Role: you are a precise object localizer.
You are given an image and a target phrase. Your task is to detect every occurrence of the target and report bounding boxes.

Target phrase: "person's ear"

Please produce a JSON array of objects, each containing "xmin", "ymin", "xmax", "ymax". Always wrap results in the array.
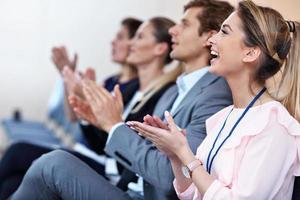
[
  {"xmin": 242, "ymin": 46, "xmax": 261, "ymax": 63},
  {"xmin": 154, "ymin": 42, "xmax": 168, "ymax": 56}
]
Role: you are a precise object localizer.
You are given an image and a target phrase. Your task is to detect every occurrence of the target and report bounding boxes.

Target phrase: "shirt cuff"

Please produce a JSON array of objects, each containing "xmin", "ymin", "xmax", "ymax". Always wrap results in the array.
[
  {"xmin": 173, "ymin": 179, "xmax": 195, "ymax": 199},
  {"xmin": 106, "ymin": 122, "xmax": 125, "ymax": 145},
  {"xmin": 79, "ymin": 120, "xmax": 90, "ymax": 126}
]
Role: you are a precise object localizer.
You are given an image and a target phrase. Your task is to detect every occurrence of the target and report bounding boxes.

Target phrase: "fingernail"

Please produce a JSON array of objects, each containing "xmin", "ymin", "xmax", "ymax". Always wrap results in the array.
[
  {"xmin": 176, "ymin": 126, "xmax": 182, "ymax": 132},
  {"xmin": 164, "ymin": 111, "xmax": 170, "ymax": 117},
  {"xmin": 126, "ymin": 122, "xmax": 133, "ymax": 126}
]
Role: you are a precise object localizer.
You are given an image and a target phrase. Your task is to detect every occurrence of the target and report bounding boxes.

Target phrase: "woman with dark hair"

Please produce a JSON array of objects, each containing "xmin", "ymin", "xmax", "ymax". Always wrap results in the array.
[
  {"xmin": 128, "ymin": 0, "xmax": 300, "ymax": 199},
  {"xmin": 103, "ymin": 17, "xmax": 143, "ymax": 92},
  {"xmin": 71, "ymin": 16, "xmax": 182, "ymax": 193}
]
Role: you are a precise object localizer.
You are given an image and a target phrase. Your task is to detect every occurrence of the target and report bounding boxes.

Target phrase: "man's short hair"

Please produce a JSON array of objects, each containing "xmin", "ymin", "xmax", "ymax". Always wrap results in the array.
[{"xmin": 184, "ymin": 0, "xmax": 234, "ymax": 35}]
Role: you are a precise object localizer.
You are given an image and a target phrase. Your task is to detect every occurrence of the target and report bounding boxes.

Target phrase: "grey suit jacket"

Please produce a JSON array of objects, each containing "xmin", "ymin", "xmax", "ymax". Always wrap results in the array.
[{"xmin": 105, "ymin": 72, "xmax": 232, "ymax": 200}]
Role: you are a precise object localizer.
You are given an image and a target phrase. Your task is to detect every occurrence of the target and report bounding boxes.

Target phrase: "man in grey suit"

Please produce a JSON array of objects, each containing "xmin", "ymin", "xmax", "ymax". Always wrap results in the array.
[{"xmin": 11, "ymin": 1, "xmax": 234, "ymax": 199}]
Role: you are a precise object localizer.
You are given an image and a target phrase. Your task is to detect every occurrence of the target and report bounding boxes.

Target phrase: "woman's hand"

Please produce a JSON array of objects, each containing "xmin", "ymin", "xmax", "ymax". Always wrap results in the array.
[
  {"xmin": 62, "ymin": 67, "xmax": 84, "ymax": 98},
  {"xmin": 68, "ymin": 95, "xmax": 97, "ymax": 125},
  {"xmin": 51, "ymin": 46, "xmax": 77, "ymax": 73},
  {"xmin": 81, "ymin": 80, "xmax": 124, "ymax": 132},
  {"xmin": 127, "ymin": 111, "xmax": 189, "ymax": 159},
  {"xmin": 63, "ymin": 67, "xmax": 96, "ymax": 99},
  {"xmin": 143, "ymin": 114, "xmax": 169, "ymax": 130}
]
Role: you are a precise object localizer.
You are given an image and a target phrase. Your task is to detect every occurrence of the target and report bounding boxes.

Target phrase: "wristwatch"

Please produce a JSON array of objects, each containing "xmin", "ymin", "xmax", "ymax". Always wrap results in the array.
[{"xmin": 182, "ymin": 159, "xmax": 202, "ymax": 179}]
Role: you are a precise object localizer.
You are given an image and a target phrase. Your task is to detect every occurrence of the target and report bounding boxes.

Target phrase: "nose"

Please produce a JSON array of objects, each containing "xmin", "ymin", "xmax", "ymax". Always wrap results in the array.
[
  {"xmin": 207, "ymin": 34, "xmax": 216, "ymax": 47},
  {"xmin": 111, "ymin": 39, "xmax": 116, "ymax": 46},
  {"xmin": 168, "ymin": 24, "xmax": 178, "ymax": 36}
]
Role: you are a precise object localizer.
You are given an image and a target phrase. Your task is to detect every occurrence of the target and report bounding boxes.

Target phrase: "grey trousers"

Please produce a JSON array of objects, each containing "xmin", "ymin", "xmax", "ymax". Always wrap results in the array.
[{"xmin": 11, "ymin": 150, "xmax": 133, "ymax": 200}]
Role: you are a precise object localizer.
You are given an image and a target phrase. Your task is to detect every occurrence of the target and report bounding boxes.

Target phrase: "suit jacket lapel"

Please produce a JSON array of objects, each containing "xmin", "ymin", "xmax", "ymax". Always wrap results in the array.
[
  {"xmin": 171, "ymin": 72, "xmax": 218, "ymax": 118},
  {"xmin": 153, "ymin": 85, "xmax": 178, "ymax": 119}
]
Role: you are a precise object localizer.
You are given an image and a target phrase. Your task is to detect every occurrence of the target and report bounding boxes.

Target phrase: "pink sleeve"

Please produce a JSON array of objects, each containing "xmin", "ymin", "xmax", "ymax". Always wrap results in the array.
[
  {"xmin": 173, "ymin": 179, "xmax": 198, "ymax": 200},
  {"xmin": 202, "ymin": 121, "xmax": 297, "ymax": 199}
]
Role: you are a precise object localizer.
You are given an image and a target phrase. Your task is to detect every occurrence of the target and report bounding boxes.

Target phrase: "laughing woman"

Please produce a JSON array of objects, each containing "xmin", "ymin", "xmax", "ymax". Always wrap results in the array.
[{"xmin": 129, "ymin": 1, "xmax": 300, "ymax": 199}]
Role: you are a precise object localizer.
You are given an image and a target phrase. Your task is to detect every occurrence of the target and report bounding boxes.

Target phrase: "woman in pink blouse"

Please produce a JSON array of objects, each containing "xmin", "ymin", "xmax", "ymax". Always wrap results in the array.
[{"xmin": 128, "ymin": 0, "xmax": 300, "ymax": 199}]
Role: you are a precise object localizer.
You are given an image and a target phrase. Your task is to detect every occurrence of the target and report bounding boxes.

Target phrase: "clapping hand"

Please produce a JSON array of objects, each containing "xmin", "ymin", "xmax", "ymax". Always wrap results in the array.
[
  {"xmin": 77, "ymin": 80, "xmax": 124, "ymax": 132},
  {"xmin": 63, "ymin": 67, "xmax": 96, "ymax": 98},
  {"xmin": 51, "ymin": 46, "xmax": 77, "ymax": 73},
  {"xmin": 127, "ymin": 111, "xmax": 188, "ymax": 159},
  {"xmin": 68, "ymin": 94, "xmax": 98, "ymax": 126},
  {"xmin": 143, "ymin": 114, "xmax": 169, "ymax": 129}
]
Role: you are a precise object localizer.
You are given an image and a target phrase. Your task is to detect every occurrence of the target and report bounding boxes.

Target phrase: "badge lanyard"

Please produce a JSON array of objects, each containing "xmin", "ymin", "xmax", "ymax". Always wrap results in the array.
[{"xmin": 206, "ymin": 87, "xmax": 267, "ymax": 174}]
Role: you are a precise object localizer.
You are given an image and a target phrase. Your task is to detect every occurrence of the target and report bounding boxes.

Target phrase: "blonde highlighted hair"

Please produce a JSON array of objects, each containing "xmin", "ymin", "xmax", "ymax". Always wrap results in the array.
[{"xmin": 238, "ymin": 0, "xmax": 300, "ymax": 121}]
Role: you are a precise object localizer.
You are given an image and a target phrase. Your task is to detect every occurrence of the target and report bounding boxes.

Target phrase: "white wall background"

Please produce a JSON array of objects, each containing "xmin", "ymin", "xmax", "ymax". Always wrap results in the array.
[
  {"xmin": 0, "ymin": 0, "xmax": 299, "ymax": 121},
  {"xmin": 0, "ymin": 0, "xmax": 189, "ymax": 121}
]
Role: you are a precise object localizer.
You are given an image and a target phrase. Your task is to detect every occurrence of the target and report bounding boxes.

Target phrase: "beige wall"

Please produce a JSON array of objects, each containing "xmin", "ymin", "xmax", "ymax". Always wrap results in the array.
[
  {"xmin": 0, "ymin": 0, "xmax": 188, "ymax": 121},
  {"xmin": 0, "ymin": 0, "xmax": 299, "ymax": 121},
  {"xmin": 228, "ymin": 0, "xmax": 300, "ymax": 20}
]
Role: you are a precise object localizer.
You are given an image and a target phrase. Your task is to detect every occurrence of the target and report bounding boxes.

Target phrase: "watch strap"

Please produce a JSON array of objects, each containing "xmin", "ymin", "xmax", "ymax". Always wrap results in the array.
[{"xmin": 187, "ymin": 159, "xmax": 202, "ymax": 177}]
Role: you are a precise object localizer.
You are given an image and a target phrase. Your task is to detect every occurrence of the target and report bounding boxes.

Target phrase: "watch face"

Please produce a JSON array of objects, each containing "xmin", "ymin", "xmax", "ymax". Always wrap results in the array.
[{"xmin": 182, "ymin": 166, "xmax": 191, "ymax": 178}]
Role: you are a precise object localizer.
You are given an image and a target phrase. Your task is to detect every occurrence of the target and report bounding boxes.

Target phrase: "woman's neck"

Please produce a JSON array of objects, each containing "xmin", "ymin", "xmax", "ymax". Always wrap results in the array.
[
  {"xmin": 119, "ymin": 64, "xmax": 137, "ymax": 83},
  {"xmin": 226, "ymin": 73, "xmax": 273, "ymax": 108},
  {"xmin": 137, "ymin": 60, "xmax": 164, "ymax": 91}
]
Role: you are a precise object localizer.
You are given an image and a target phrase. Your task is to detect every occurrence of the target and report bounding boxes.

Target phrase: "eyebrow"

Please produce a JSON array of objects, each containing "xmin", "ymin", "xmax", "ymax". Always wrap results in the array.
[{"xmin": 223, "ymin": 24, "xmax": 233, "ymax": 32}]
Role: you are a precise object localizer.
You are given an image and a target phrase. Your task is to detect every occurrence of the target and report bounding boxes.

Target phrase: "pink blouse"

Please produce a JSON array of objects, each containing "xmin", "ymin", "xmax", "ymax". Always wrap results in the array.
[{"xmin": 174, "ymin": 101, "xmax": 300, "ymax": 200}]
